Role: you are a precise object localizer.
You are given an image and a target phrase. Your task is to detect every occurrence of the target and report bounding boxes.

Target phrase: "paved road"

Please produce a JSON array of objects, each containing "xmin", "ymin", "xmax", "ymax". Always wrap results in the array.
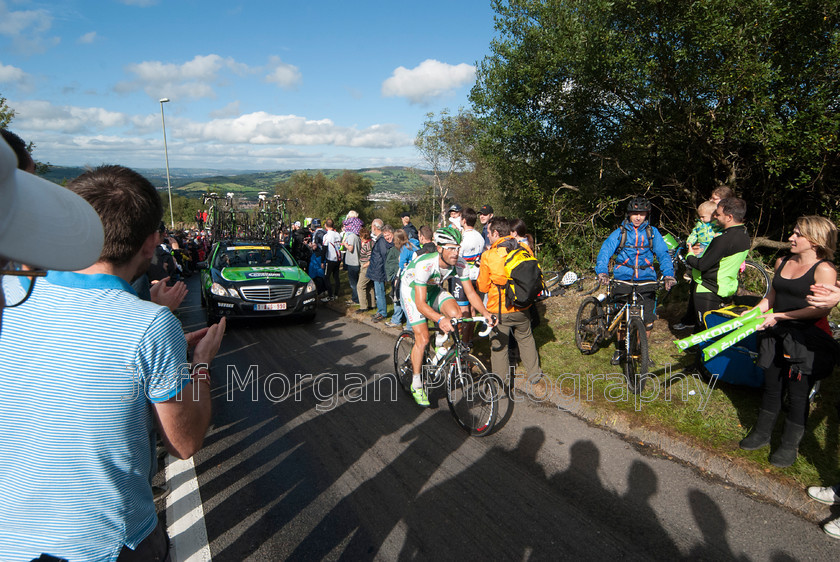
[{"xmin": 170, "ymin": 280, "xmax": 838, "ymax": 560}]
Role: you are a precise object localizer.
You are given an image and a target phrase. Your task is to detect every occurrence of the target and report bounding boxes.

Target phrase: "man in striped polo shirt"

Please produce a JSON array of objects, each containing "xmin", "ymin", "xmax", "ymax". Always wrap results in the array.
[{"xmin": 0, "ymin": 165, "xmax": 226, "ymax": 561}]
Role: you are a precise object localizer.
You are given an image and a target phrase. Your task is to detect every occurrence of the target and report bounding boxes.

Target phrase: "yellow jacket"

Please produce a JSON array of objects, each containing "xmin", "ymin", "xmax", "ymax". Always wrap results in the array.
[{"xmin": 477, "ymin": 235, "xmax": 533, "ymax": 315}]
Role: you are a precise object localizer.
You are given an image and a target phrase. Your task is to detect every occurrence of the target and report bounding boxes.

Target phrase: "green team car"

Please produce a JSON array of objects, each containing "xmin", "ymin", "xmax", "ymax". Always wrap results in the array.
[{"xmin": 199, "ymin": 241, "xmax": 317, "ymax": 325}]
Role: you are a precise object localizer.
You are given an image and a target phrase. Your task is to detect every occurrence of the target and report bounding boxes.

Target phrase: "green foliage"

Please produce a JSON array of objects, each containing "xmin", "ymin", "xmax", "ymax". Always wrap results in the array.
[
  {"xmin": 471, "ymin": 0, "xmax": 840, "ymax": 254},
  {"xmin": 161, "ymin": 193, "xmax": 204, "ymax": 228},
  {"xmin": 274, "ymin": 170, "xmax": 374, "ymax": 224},
  {"xmin": 0, "ymin": 94, "xmax": 14, "ymax": 129}
]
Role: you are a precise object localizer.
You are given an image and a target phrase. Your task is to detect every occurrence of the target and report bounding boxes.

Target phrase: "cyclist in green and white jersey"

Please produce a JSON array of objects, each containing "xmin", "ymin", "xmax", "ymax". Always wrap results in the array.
[{"xmin": 400, "ymin": 226, "xmax": 495, "ymax": 406}]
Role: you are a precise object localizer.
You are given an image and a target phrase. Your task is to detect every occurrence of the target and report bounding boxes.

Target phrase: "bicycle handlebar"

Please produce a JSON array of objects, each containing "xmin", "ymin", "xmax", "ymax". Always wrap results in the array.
[{"xmin": 448, "ymin": 315, "xmax": 497, "ymax": 337}]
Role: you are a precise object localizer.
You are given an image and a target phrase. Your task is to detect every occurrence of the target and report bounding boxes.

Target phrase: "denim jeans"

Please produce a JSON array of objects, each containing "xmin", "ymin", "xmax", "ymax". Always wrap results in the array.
[
  {"xmin": 346, "ymin": 265, "xmax": 360, "ymax": 303},
  {"xmin": 374, "ymin": 281, "xmax": 387, "ymax": 317}
]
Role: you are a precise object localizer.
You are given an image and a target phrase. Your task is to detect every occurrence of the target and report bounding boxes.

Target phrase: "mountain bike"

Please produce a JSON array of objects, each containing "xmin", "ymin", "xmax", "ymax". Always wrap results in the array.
[
  {"xmin": 393, "ymin": 316, "xmax": 501, "ymax": 436},
  {"xmin": 541, "ymin": 267, "xmax": 601, "ymax": 298},
  {"xmin": 575, "ymin": 278, "xmax": 664, "ymax": 394}
]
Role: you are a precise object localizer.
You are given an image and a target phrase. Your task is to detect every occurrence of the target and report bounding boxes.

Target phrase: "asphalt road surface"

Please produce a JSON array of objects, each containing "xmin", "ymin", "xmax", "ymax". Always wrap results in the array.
[{"xmin": 169, "ymin": 278, "xmax": 838, "ymax": 560}]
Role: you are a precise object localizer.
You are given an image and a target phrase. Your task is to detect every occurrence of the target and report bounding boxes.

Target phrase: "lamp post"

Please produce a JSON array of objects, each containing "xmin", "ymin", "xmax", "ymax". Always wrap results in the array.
[{"xmin": 159, "ymin": 97, "xmax": 174, "ymax": 229}]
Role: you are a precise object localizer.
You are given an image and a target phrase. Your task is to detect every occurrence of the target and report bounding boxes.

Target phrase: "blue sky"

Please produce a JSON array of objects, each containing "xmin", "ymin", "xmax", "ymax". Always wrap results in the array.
[{"xmin": 0, "ymin": 0, "xmax": 496, "ymax": 171}]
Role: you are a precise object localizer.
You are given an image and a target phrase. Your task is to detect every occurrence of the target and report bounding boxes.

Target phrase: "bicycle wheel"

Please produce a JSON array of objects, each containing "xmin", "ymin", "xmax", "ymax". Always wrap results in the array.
[
  {"xmin": 576, "ymin": 269, "xmax": 601, "ymax": 296},
  {"xmin": 735, "ymin": 260, "xmax": 770, "ymax": 306},
  {"xmin": 393, "ymin": 331, "xmax": 415, "ymax": 394},
  {"xmin": 542, "ymin": 270, "xmax": 563, "ymax": 292},
  {"xmin": 445, "ymin": 354, "xmax": 499, "ymax": 436},
  {"xmin": 624, "ymin": 317, "xmax": 649, "ymax": 394},
  {"xmin": 575, "ymin": 296, "xmax": 605, "ymax": 354}
]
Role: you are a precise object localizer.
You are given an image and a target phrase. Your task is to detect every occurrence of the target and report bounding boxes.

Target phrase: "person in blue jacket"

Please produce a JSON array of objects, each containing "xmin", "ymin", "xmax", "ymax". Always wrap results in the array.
[{"xmin": 596, "ymin": 197, "xmax": 676, "ymax": 364}]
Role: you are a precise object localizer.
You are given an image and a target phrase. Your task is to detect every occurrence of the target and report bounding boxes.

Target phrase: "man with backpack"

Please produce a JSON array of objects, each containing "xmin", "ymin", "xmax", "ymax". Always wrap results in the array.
[
  {"xmin": 595, "ymin": 197, "xmax": 676, "ymax": 364},
  {"xmin": 477, "ymin": 216, "xmax": 544, "ymax": 382}
]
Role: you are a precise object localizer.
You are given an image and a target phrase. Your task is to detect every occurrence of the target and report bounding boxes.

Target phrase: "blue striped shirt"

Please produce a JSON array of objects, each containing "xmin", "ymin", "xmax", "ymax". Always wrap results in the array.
[{"xmin": 0, "ymin": 271, "xmax": 189, "ymax": 562}]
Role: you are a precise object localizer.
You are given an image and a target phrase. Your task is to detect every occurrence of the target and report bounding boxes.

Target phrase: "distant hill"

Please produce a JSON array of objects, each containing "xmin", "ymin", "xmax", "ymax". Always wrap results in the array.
[{"xmin": 39, "ymin": 165, "xmax": 432, "ymax": 198}]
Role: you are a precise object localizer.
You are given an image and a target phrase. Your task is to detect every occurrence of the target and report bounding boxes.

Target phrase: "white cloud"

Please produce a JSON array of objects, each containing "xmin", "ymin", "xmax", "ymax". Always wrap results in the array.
[
  {"xmin": 264, "ymin": 56, "xmax": 301, "ymax": 90},
  {"xmin": 77, "ymin": 31, "xmax": 97, "ymax": 44},
  {"xmin": 209, "ymin": 101, "xmax": 241, "ymax": 119},
  {"xmin": 180, "ymin": 112, "xmax": 411, "ymax": 149},
  {"xmin": 382, "ymin": 59, "xmax": 476, "ymax": 105},
  {"xmin": 0, "ymin": 61, "xmax": 33, "ymax": 90},
  {"xmin": 0, "ymin": 0, "xmax": 59, "ymax": 54},
  {"xmin": 115, "ymin": 54, "xmax": 274, "ymax": 100},
  {"xmin": 8, "ymin": 100, "xmax": 412, "ymax": 151},
  {"xmin": 11, "ymin": 100, "xmax": 128, "ymax": 133}
]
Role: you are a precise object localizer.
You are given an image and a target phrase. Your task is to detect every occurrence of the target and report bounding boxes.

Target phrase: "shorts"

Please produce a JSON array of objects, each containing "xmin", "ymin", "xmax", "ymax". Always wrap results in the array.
[
  {"xmin": 451, "ymin": 278, "xmax": 474, "ymax": 306},
  {"xmin": 401, "ymin": 283, "xmax": 456, "ymax": 326},
  {"xmin": 609, "ymin": 285, "xmax": 657, "ymax": 328}
]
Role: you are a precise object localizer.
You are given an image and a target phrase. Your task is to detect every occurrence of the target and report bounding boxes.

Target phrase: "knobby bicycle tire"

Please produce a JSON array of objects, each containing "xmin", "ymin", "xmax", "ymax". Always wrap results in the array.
[
  {"xmin": 444, "ymin": 353, "xmax": 499, "ymax": 436},
  {"xmin": 736, "ymin": 260, "xmax": 771, "ymax": 304},
  {"xmin": 575, "ymin": 296, "xmax": 605, "ymax": 355},
  {"xmin": 576, "ymin": 272, "xmax": 601, "ymax": 296},
  {"xmin": 624, "ymin": 316, "xmax": 649, "ymax": 395}
]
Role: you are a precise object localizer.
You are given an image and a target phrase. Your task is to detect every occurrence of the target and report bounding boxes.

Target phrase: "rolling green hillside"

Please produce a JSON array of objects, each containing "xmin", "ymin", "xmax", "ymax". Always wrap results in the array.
[{"xmin": 39, "ymin": 165, "xmax": 431, "ymax": 198}]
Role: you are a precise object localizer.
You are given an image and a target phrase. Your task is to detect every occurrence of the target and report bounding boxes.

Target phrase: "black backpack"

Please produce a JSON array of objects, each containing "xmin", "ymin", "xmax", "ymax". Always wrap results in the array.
[{"xmin": 495, "ymin": 240, "xmax": 545, "ymax": 311}]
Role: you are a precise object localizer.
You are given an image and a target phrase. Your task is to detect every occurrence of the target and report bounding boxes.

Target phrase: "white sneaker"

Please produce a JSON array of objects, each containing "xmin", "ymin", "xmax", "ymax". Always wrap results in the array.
[
  {"xmin": 808, "ymin": 485, "xmax": 840, "ymax": 505},
  {"xmin": 823, "ymin": 518, "xmax": 840, "ymax": 540}
]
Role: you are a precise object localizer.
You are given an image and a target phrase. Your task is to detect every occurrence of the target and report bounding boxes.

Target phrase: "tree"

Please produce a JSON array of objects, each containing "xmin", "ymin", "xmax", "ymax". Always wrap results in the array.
[
  {"xmin": 274, "ymin": 171, "xmax": 373, "ymax": 224},
  {"xmin": 0, "ymin": 94, "xmax": 14, "ymax": 129},
  {"xmin": 470, "ymin": 0, "xmax": 840, "ymax": 257},
  {"xmin": 415, "ymin": 109, "xmax": 477, "ymax": 226},
  {"xmin": 415, "ymin": 109, "xmax": 504, "ymax": 228}
]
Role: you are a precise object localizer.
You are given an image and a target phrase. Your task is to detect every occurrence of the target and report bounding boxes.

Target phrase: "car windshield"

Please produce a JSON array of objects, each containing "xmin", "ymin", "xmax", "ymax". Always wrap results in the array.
[{"xmin": 215, "ymin": 245, "xmax": 296, "ymax": 268}]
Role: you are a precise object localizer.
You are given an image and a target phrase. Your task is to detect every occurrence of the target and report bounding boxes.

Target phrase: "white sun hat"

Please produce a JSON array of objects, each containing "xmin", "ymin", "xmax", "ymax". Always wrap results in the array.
[{"xmin": 0, "ymin": 137, "xmax": 104, "ymax": 270}]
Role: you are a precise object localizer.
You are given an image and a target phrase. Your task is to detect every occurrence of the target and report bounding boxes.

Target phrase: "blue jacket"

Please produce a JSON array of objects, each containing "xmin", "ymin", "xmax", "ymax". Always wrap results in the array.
[
  {"xmin": 596, "ymin": 219, "xmax": 675, "ymax": 281},
  {"xmin": 308, "ymin": 253, "xmax": 325, "ymax": 279}
]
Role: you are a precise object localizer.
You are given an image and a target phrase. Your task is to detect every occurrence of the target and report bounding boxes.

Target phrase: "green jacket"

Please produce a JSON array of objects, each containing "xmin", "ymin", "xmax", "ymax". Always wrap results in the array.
[{"xmin": 685, "ymin": 224, "xmax": 750, "ymax": 297}]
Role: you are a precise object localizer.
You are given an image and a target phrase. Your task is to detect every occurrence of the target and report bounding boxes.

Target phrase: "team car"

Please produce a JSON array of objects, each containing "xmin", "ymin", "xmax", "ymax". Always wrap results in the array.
[{"xmin": 199, "ymin": 241, "xmax": 317, "ymax": 324}]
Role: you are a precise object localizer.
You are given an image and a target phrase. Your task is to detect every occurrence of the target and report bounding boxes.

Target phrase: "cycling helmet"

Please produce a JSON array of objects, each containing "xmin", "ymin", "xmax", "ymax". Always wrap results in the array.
[
  {"xmin": 627, "ymin": 197, "xmax": 652, "ymax": 213},
  {"xmin": 433, "ymin": 226, "xmax": 462, "ymax": 246},
  {"xmin": 311, "ymin": 218, "xmax": 321, "ymax": 228}
]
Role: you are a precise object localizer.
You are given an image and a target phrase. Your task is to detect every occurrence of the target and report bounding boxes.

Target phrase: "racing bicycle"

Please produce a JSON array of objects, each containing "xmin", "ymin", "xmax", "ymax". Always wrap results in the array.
[
  {"xmin": 393, "ymin": 316, "xmax": 502, "ymax": 436},
  {"xmin": 575, "ymin": 278, "xmax": 665, "ymax": 394}
]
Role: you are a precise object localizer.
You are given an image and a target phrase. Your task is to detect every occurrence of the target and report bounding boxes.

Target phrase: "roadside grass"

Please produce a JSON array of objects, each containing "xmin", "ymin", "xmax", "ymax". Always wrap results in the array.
[
  {"xmin": 532, "ymin": 291, "xmax": 840, "ymax": 489},
  {"xmin": 333, "ymin": 269, "xmax": 840, "ymax": 489}
]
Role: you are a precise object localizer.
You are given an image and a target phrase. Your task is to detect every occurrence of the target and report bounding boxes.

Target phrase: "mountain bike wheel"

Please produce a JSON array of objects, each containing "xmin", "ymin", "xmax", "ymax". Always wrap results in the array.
[
  {"xmin": 393, "ymin": 331, "xmax": 416, "ymax": 394},
  {"xmin": 736, "ymin": 260, "xmax": 770, "ymax": 305},
  {"xmin": 576, "ymin": 269, "xmax": 601, "ymax": 296},
  {"xmin": 445, "ymin": 354, "xmax": 499, "ymax": 437},
  {"xmin": 542, "ymin": 270, "xmax": 563, "ymax": 293},
  {"xmin": 575, "ymin": 296, "xmax": 605, "ymax": 354},
  {"xmin": 624, "ymin": 317, "xmax": 649, "ymax": 394}
]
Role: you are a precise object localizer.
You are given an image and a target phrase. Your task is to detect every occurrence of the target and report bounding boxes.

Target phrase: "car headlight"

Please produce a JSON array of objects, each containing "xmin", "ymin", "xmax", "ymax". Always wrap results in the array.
[
  {"xmin": 305, "ymin": 280, "xmax": 316, "ymax": 294},
  {"xmin": 211, "ymin": 283, "xmax": 239, "ymax": 298}
]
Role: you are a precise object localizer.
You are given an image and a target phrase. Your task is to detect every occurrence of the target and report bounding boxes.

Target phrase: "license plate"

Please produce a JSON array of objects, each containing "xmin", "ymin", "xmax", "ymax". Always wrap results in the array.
[{"xmin": 254, "ymin": 303, "xmax": 286, "ymax": 311}]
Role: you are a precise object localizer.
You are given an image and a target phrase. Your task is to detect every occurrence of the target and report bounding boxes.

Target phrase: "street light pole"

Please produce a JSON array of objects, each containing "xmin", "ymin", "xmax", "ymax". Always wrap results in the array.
[{"xmin": 159, "ymin": 97, "xmax": 174, "ymax": 229}]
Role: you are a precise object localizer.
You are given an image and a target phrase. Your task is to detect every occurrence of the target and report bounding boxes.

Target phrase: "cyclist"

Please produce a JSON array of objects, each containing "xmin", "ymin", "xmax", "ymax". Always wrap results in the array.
[
  {"xmin": 400, "ymin": 226, "xmax": 496, "ymax": 406},
  {"xmin": 595, "ymin": 197, "xmax": 676, "ymax": 364}
]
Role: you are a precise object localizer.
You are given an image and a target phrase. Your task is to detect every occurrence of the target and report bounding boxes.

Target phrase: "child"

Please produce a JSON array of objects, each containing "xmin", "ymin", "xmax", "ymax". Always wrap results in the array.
[
  {"xmin": 673, "ymin": 200, "xmax": 724, "ymax": 331},
  {"xmin": 685, "ymin": 200, "xmax": 721, "ymax": 257}
]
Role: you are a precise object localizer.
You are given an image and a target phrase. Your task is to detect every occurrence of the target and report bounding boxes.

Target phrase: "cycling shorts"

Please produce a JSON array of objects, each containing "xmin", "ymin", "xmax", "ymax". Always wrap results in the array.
[{"xmin": 401, "ymin": 283, "xmax": 455, "ymax": 326}]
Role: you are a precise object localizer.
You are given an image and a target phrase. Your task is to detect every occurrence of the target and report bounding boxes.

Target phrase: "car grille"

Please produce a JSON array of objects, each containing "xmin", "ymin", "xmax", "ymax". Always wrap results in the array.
[{"xmin": 240, "ymin": 285, "xmax": 295, "ymax": 302}]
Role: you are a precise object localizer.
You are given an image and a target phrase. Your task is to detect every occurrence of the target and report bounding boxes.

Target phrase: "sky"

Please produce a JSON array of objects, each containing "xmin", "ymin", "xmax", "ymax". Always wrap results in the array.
[{"xmin": 0, "ymin": 0, "xmax": 497, "ymax": 171}]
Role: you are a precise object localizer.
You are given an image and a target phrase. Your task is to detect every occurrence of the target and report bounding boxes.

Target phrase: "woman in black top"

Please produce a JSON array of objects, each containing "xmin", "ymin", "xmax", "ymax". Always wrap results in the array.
[{"xmin": 739, "ymin": 216, "xmax": 839, "ymax": 467}]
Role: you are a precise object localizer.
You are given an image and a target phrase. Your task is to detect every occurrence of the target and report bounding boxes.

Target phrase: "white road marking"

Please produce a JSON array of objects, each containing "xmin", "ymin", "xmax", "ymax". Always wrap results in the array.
[{"xmin": 165, "ymin": 455, "xmax": 212, "ymax": 561}]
